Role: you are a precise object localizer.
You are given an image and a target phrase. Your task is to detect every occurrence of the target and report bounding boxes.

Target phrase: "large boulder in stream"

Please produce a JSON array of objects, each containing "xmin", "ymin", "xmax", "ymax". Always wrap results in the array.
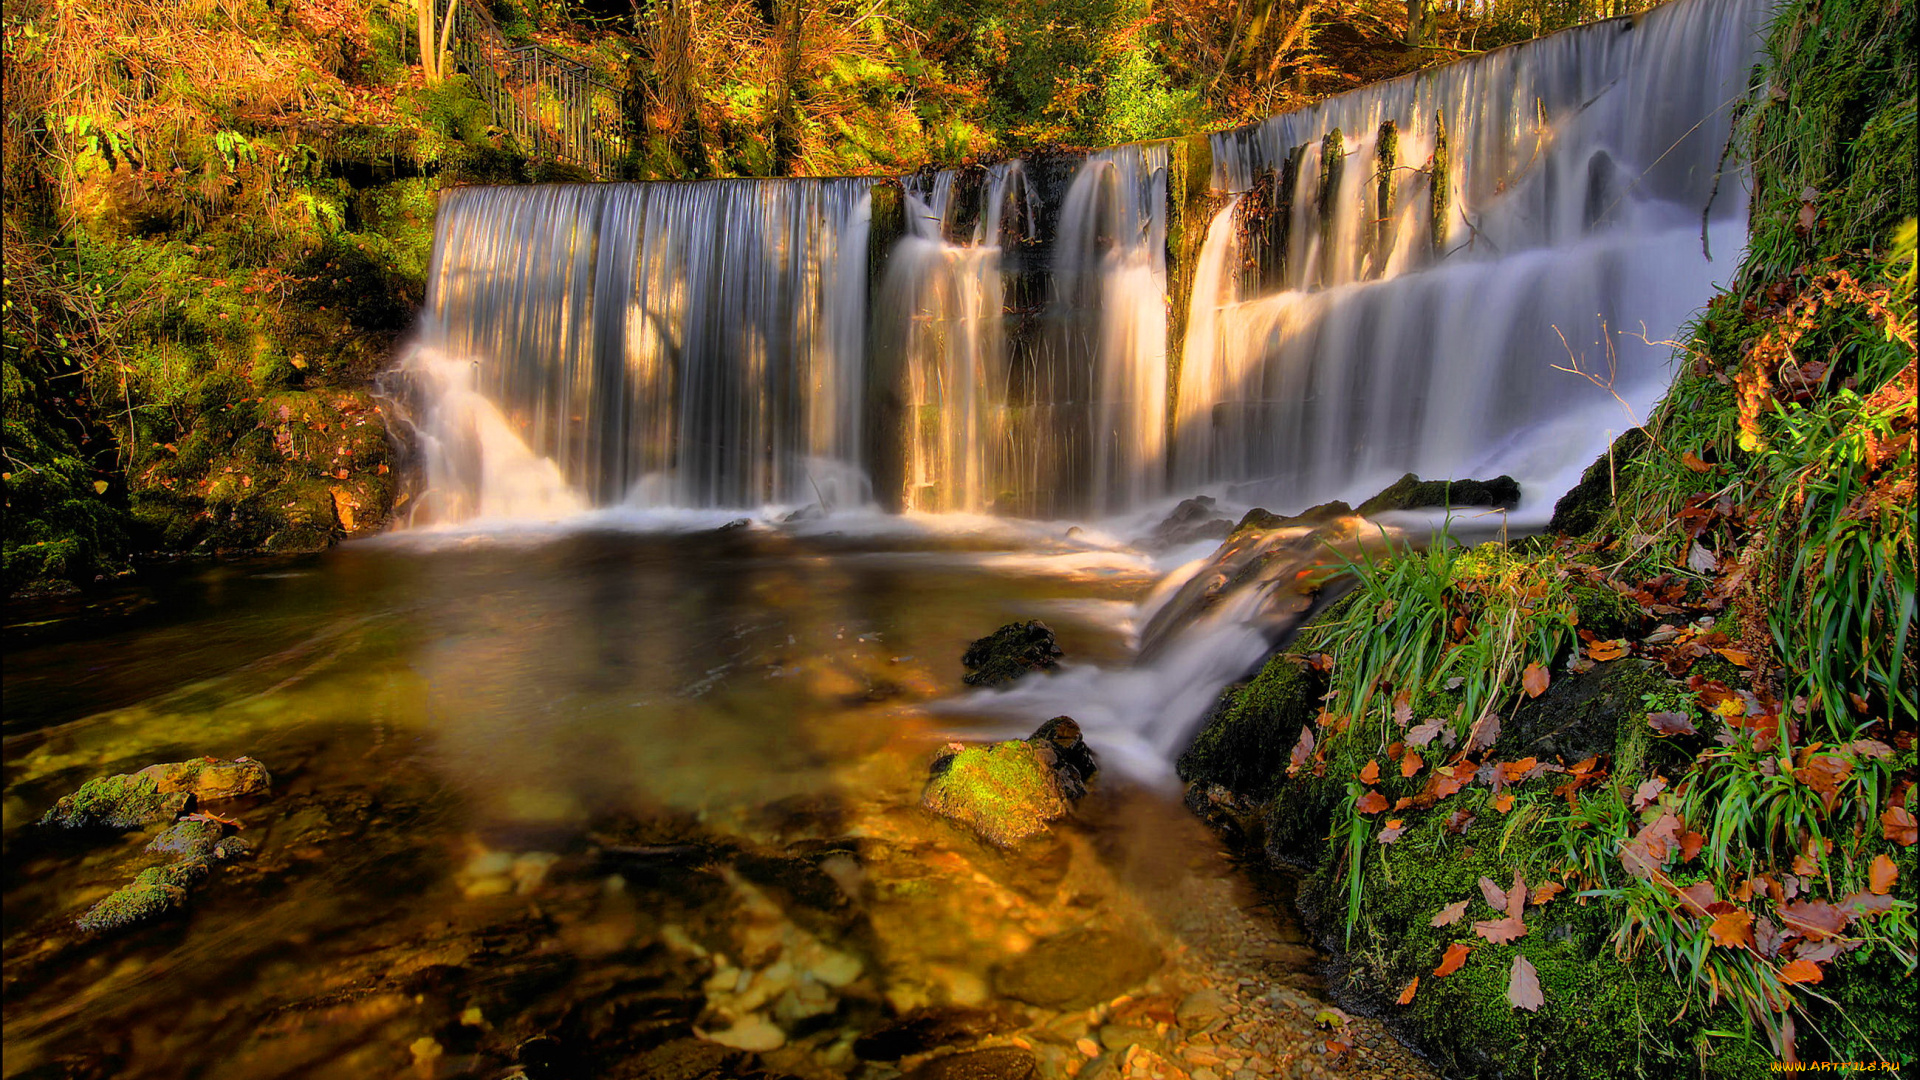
[
  {"xmin": 39, "ymin": 756, "xmax": 271, "ymax": 830},
  {"xmin": 922, "ymin": 718, "xmax": 1096, "ymax": 847},
  {"xmin": 960, "ymin": 620, "xmax": 1063, "ymax": 687}
]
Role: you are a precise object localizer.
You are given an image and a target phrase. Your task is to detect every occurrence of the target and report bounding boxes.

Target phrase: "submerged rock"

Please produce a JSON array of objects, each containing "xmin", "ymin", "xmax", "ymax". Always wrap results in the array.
[
  {"xmin": 1231, "ymin": 499, "xmax": 1353, "ymax": 536},
  {"xmin": 1030, "ymin": 716, "xmax": 1097, "ymax": 787},
  {"xmin": 989, "ymin": 927, "xmax": 1162, "ymax": 1009},
  {"xmin": 923, "ymin": 741, "xmax": 1069, "ymax": 847},
  {"xmin": 1353, "ymin": 472, "xmax": 1520, "ymax": 515},
  {"xmin": 854, "ymin": 1005, "xmax": 1008, "ymax": 1061},
  {"xmin": 960, "ymin": 621, "xmax": 1063, "ymax": 687},
  {"xmin": 907, "ymin": 1046, "xmax": 1039, "ymax": 1080}
]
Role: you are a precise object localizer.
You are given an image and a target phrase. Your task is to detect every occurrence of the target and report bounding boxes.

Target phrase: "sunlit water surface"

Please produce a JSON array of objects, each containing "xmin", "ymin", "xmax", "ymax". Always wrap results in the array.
[{"xmin": 3, "ymin": 523, "xmax": 1326, "ymax": 1079}]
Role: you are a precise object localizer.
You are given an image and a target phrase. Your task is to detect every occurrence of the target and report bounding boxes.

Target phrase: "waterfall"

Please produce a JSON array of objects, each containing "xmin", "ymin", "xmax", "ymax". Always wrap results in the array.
[
  {"xmin": 402, "ymin": 180, "xmax": 872, "ymax": 520},
  {"xmin": 1176, "ymin": 0, "xmax": 1763, "ymax": 510},
  {"xmin": 400, "ymin": 0, "xmax": 1763, "ymax": 526}
]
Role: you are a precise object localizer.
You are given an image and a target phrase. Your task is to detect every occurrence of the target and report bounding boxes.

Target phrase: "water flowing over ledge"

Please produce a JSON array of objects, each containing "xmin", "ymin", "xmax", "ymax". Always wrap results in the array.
[{"xmin": 392, "ymin": 0, "xmax": 1765, "ymax": 529}]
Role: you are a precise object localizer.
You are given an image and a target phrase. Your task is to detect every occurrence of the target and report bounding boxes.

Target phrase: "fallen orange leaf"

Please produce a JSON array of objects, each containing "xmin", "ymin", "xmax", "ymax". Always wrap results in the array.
[
  {"xmin": 1402, "ymin": 752, "xmax": 1424, "ymax": 778},
  {"xmin": 1869, "ymin": 854, "xmax": 1898, "ymax": 895},
  {"xmin": 1778, "ymin": 958, "xmax": 1823, "ymax": 985},
  {"xmin": 1492, "ymin": 792, "xmax": 1515, "ymax": 813},
  {"xmin": 1397, "ymin": 976, "xmax": 1419, "ymax": 1005},
  {"xmin": 1434, "ymin": 942, "xmax": 1471, "ymax": 977},
  {"xmin": 1708, "ymin": 909, "xmax": 1754, "ymax": 949},
  {"xmin": 1356, "ymin": 789, "xmax": 1389, "ymax": 815},
  {"xmin": 1360, "ymin": 760, "xmax": 1381, "ymax": 784},
  {"xmin": 1521, "ymin": 663, "xmax": 1550, "ymax": 699}
]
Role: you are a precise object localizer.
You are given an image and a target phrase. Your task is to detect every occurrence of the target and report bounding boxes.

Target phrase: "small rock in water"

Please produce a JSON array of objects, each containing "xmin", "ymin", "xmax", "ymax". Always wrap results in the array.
[
  {"xmin": 960, "ymin": 621, "xmax": 1063, "ymax": 687},
  {"xmin": 907, "ymin": 1046, "xmax": 1039, "ymax": 1080},
  {"xmin": 923, "ymin": 741, "xmax": 1069, "ymax": 847},
  {"xmin": 147, "ymin": 818, "xmax": 223, "ymax": 858},
  {"xmin": 39, "ymin": 774, "xmax": 190, "ymax": 831},
  {"xmin": 1147, "ymin": 496, "xmax": 1234, "ymax": 550},
  {"xmin": 210, "ymin": 835, "xmax": 254, "ymax": 861},
  {"xmin": 1177, "ymin": 988, "xmax": 1230, "ymax": 1028},
  {"xmin": 698, "ymin": 1014, "xmax": 786, "ymax": 1052},
  {"xmin": 990, "ymin": 928, "xmax": 1162, "ymax": 1009},
  {"xmin": 854, "ymin": 1005, "xmax": 1008, "ymax": 1061},
  {"xmin": 1030, "ymin": 716, "xmax": 1098, "ymax": 786}
]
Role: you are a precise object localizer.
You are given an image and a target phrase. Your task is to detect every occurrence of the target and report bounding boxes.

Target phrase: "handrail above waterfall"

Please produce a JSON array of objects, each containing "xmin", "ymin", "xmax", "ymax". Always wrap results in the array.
[{"xmin": 433, "ymin": 0, "xmax": 627, "ymax": 178}]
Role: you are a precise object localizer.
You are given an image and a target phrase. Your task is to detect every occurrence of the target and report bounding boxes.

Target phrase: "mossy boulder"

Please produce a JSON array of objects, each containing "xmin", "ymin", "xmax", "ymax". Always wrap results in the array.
[
  {"xmin": 1145, "ymin": 495, "xmax": 1234, "ymax": 549},
  {"xmin": 923, "ymin": 741, "xmax": 1069, "ymax": 847},
  {"xmin": 960, "ymin": 621, "xmax": 1063, "ymax": 687},
  {"xmin": 75, "ymin": 881, "xmax": 188, "ymax": 933},
  {"xmin": 1548, "ymin": 428, "xmax": 1651, "ymax": 537},
  {"xmin": 1231, "ymin": 499, "xmax": 1353, "ymax": 536},
  {"xmin": 39, "ymin": 774, "xmax": 191, "ymax": 830},
  {"xmin": 1178, "ymin": 654, "xmax": 1325, "ymax": 800},
  {"xmin": 146, "ymin": 817, "xmax": 225, "ymax": 858},
  {"xmin": 1355, "ymin": 473, "xmax": 1521, "ymax": 516}
]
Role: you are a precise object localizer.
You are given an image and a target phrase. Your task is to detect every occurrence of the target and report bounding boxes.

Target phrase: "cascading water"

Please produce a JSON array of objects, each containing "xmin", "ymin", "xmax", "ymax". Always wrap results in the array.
[
  {"xmin": 1175, "ymin": 0, "xmax": 1764, "ymax": 511},
  {"xmin": 400, "ymin": 180, "xmax": 872, "ymax": 521},
  {"xmin": 392, "ymin": 0, "xmax": 1766, "ymax": 772}
]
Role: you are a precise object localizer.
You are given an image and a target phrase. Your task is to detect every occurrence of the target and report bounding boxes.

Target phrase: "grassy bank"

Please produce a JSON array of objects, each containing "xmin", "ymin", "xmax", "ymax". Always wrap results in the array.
[{"xmin": 1178, "ymin": 0, "xmax": 1917, "ymax": 1071}]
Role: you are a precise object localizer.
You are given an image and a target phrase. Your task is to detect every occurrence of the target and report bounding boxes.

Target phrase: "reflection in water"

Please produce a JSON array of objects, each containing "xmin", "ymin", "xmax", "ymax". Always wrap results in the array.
[{"xmin": 3, "ymin": 527, "xmax": 1414, "ymax": 1079}]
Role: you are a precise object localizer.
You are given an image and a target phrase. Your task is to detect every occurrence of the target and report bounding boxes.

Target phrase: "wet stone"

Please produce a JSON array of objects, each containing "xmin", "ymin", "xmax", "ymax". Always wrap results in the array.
[
  {"xmin": 75, "ymin": 881, "xmax": 187, "ymax": 932},
  {"xmin": 960, "ymin": 621, "xmax": 1063, "ymax": 687},
  {"xmin": 39, "ymin": 773, "xmax": 191, "ymax": 831},
  {"xmin": 907, "ymin": 1046, "xmax": 1039, "ymax": 1080},
  {"xmin": 990, "ymin": 927, "xmax": 1162, "ymax": 1009},
  {"xmin": 147, "ymin": 818, "xmax": 224, "ymax": 857},
  {"xmin": 855, "ymin": 1006, "xmax": 1009, "ymax": 1060}
]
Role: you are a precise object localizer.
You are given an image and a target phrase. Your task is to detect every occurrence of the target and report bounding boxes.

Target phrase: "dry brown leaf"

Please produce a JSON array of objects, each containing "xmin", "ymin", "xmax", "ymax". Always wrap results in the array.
[
  {"xmin": 1289, "ymin": 725, "xmax": 1316, "ymax": 774},
  {"xmin": 1587, "ymin": 638, "xmax": 1629, "ymax": 662},
  {"xmin": 1406, "ymin": 719, "xmax": 1446, "ymax": 747},
  {"xmin": 1507, "ymin": 868, "xmax": 1528, "ymax": 919},
  {"xmin": 1474, "ymin": 916, "xmax": 1528, "ymax": 945},
  {"xmin": 1647, "ymin": 711, "xmax": 1697, "ymax": 736},
  {"xmin": 1708, "ymin": 909, "xmax": 1754, "ymax": 949},
  {"xmin": 1521, "ymin": 663, "xmax": 1550, "ymax": 699},
  {"xmin": 1402, "ymin": 752, "xmax": 1425, "ymax": 779},
  {"xmin": 1392, "ymin": 690, "xmax": 1414, "ymax": 728},
  {"xmin": 1882, "ymin": 805, "xmax": 1917, "ymax": 846},
  {"xmin": 1430, "ymin": 900, "xmax": 1469, "ymax": 927},
  {"xmin": 1360, "ymin": 760, "xmax": 1381, "ymax": 785},
  {"xmin": 1434, "ymin": 942, "xmax": 1471, "ymax": 977},
  {"xmin": 1397, "ymin": 976, "xmax": 1419, "ymax": 1004},
  {"xmin": 1632, "ymin": 776, "xmax": 1667, "ymax": 811},
  {"xmin": 1479, "ymin": 876, "xmax": 1508, "ymax": 912},
  {"xmin": 1869, "ymin": 854, "xmax": 1899, "ymax": 895},
  {"xmin": 1680, "ymin": 450, "xmax": 1713, "ymax": 473},
  {"xmin": 1779, "ymin": 900, "xmax": 1846, "ymax": 941},
  {"xmin": 1531, "ymin": 882, "xmax": 1565, "ymax": 905},
  {"xmin": 1507, "ymin": 954, "xmax": 1543, "ymax": 1011},
  {"xmin": 1356, "ymin": 789, "xmax": 1389, "ymax": 815},
  {"xmin": 1379, "ymin": 819, "xmax": 1407, "ymax": 845},
  {"xmin": 1492, "ymin": 792, "xmax": 1515, "ymax": 813},
  {"xmin": 1466, "ymin": 713, "xmax": 1502, "ymax": 754},
  {"xmin": 1679, "ymin": 831, "xmax": 1707, "ymax": 863}
]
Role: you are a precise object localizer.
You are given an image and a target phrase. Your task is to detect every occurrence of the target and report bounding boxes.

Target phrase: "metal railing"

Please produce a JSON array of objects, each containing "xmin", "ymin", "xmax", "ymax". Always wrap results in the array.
[{"xmin": 433, "ymin": 0, "xmax": 627, "ymax": 177}]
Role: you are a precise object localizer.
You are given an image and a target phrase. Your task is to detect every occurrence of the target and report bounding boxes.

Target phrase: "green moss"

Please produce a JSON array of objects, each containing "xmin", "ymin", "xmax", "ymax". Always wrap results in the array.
[
  {"xmin": 75, "ymin": 881, "xmax": 187, "ymax": 932},
  {"xmin": 1354, "ymin": 472, "xmax": 1522, "ymax": 516},
  {"xmin": 922, "ymin": 741, "xmax": 1067, "ymax": 847},
  {"xmin": 134, "ymin": 857, "xmax": 211, "ymax": 891},
  {"xmin": 39, "ymin": 773, "xmax": 190, "ymax": 830},
  {"xmin": 1178, "ymin": 654, "xmax": 1323, "ymax": 800}
]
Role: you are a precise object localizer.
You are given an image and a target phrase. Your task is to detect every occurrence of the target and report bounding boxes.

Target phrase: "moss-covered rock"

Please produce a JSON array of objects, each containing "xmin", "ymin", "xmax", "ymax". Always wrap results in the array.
[
  {"xmin": 922, "ymin": 741, "xmax": 1069, "ymax": 847},
  {"xmin": 1178, "ymin": 654, "xmax": 1324, "ymax": 800},
  {"xmin": 960, "ymin": 620, "xmax": 1063, "ymax": 687},
  {"xmin": 38, "ymin": 773, "xmax": 190, "ymax": 830},
  {"xmin": 135, "ymin": 756, "xmax": 272, "ymax": 803},
  {"xmin": 1230, "ymin": 500, "xmax": 1353, "ymax": 537},
  {"xmin": 146, "ymin": 818, "xmax": 224, "ymax": 858},
  {"xmin": 1548, "ymin": 428, "xmax": 1651, "ymax": 537},
  {"xmin": 75, "ymin": 881, "xmax": 187, "ymax": 933},
  {"xmin": 1355, "ymin": 473, "xmax": 1521, "ymax": 516}
]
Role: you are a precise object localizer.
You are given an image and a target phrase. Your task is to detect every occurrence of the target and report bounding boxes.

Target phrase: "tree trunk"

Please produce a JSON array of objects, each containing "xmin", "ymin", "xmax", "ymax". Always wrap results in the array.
[
  {"xmin": 1405, "ymin": 0, "xmax": 1423, "ymax": 45},
  {"xmin": 419, "ymin": 0, "xmax": 438, "ymax": 84}
]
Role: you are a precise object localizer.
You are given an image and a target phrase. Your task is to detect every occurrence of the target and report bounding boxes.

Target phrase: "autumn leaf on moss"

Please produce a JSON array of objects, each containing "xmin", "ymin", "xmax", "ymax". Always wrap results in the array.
[
  {"xmin": 1479, "ymin": 876, "xmax": 1509, "ymax": 911},
  {"xmin": 1465, "ymin": 713, "xmax": 1501, "ymax": 753},
  {"xmin": 1288, "ymin": 725, "xmax": 1315, "ymax": 775},
  {"xmin": 1430, "ymin": 900, "xmax": 1469, "ymax": 927},
  {"xmin": 1378, "ymin": 819, "xmax": 1406, "ymax": 844},
  {"xmin": 1869, "ymin": 854, "xmax": 1898, "ymax": 894},
  {"xmin": 1492, "ymin": 792, "xmax": 1514, "ymax": 813},
  {"xmin": 1402, "ymin": 752, "xmax": 1424, "ymax": 778},
  {"xmin": 1882, "ymin": 805, "xmax": 1917, "ymax": 846},
  {"xmin": 1434, "ymin": 942, "xmax": 1470, "ymax": 977},
  {"xmin": 1356, "ymin": 789, "xmax": 1389, "ymax": 815},
  {"xmin": 1360, "ymin": 760, "xmax": 1380, "ymax": 784},
  {"xmin": 1681, "ymin": 449, "xmax": 1713, "ymax": 473},
  {"xmin": 1508, "ymin": 955, "xmax": 1543, "ymax": 1011},
  {"xmin": 1521, "ymin": 663, "xmax": 1549, "ymax": 698},
  {"xmin": 1474, "ymin": 917, "xmax": 1528, "ymax": 944},
  {"xmin": 1680, "ymin": 830, "xmax": 1707, "ymax": 862},
  {"xmin": 1392, "ymin": 689, "xmax": 1413, "ymax": 727},
  {"xmin": 1779, "ymin": 900, "xmax": 1845, "ymax": 941},
  {"xmin": 1530, "ymin": 882, "xmax": 1564, "ymax": 905},
  {"xmin": 1647, "ymin": 711, "xmax": 1696, "ymax": 736},
  {"xmin": 1632, "ymin": 776, "xmax": 1667, "ymax": 810},
  {"xmin": 1397, "ymin": 976, "xmax": 1419, "ymax": 1004},
  {"xmin": 1586, "ymin": 638, "xmax": 1629, "ymax": 662},
  {"xmin": 1778, "ymin": 958, "xmax": 1823, "ymax": 985},
  {"xmin": 1708, "ymin": 909, "xmax": 1754, "ymax": 949},
  {"xmin": 1406, "ymin": 719, "xmax": 1445, "ymax": 747}
]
